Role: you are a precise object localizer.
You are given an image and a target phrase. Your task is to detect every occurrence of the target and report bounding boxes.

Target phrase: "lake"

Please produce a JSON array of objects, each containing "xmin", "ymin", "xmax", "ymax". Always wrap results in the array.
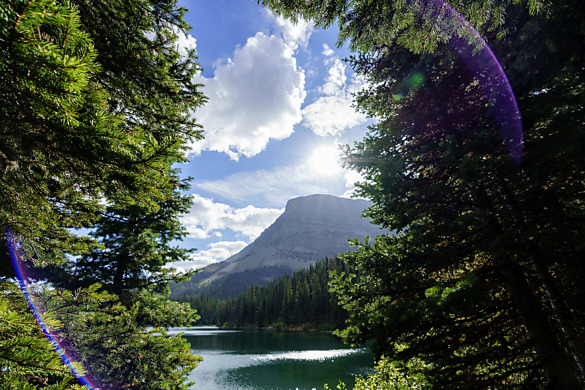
[{"xmin": 171, "ymin": 327, "xmax": 374, "ymax": 390}]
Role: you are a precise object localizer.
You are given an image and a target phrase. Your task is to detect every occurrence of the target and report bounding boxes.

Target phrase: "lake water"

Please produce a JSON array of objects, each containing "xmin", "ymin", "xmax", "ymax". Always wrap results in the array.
[{"xmin": 172, "ymin": 327, "xmax": 374, "ymax": 390}]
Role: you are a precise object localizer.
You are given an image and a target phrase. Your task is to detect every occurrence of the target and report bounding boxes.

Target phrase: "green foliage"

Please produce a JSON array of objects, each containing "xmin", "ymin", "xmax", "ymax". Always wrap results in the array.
[
  {"xmin": 178, "ymin": 258, "xmax": 351, "ymax": 330},
  {"xmin": 324, "ymin": 356, "xmax": 431, "ymax": 390},
  {"xmin": 31, "ymin": 283, "xmax": 201, "ymax": 389},
  {"xmin": 332, "ymin": 236, "xmax": 541, "ymax": 387},
  {"xmin": 34, "ymin": 157, "xmax": 204, "ymax": 389},
  {"xmin": 259, "ymin": 0, "xmax": 548, "ymax": 53},
  {"xmin": 263, "ymin": 0, "xmax": 585, "ymax": 388},
  {"xmin": 1, "ymin": 0, "xmax": 206, "ymax": 387},
  {"xmin": 0, "ymin": 282, "xmax": 85, "ymax": 389},
  {"xmin": 0, "ymin": 0, "xmax": 205, "ymax": 272},
  {"xmin": 45, "ymin": 175, "xmax": 197, "ymax": 298},
  {"xmin": 0, "ymin": 0, "xmax": 110, "ymax": 271}
]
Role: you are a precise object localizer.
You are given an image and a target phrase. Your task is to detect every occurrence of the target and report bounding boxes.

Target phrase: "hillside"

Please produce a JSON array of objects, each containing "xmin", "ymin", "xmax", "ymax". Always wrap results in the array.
[{"xmin": 171, "ymin": 194, "xmax": 382, "ymax": 298}]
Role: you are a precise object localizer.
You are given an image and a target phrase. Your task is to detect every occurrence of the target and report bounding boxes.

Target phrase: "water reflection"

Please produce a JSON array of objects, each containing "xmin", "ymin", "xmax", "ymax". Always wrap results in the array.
[{"xmin": 180, "ymin": 327, "xmax": 374, "ymax": 390}]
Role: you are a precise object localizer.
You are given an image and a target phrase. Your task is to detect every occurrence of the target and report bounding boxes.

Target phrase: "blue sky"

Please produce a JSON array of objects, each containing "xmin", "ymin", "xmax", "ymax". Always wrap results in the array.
[{"xmin": 170, "ymin": 0, "xmax": 372, "ymax": 271}]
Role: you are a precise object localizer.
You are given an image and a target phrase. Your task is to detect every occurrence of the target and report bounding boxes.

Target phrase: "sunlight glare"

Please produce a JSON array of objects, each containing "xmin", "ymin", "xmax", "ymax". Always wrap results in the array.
[{"xmin": 307, "ymin": 145, "xmax": 343, "ymax": 176}]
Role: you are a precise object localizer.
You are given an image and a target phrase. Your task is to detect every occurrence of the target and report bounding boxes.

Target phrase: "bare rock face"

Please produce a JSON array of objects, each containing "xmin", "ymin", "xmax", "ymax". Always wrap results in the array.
[{"xmin": 172, "ymin": 194, "xmax": 383, "ymax": 298}]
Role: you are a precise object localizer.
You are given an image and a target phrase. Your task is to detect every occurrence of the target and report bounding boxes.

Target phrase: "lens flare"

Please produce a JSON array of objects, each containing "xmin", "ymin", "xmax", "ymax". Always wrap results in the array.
[
  {"xmin": 449, "ymin": 19, "xmax": 523, "ymax": 165},
  {"xmin": 6, "ymin": 2, "xmax": 523, "ymax": 388},
  {"xmin": 6, "ymin": 228, "xmax": 97, "ymax": 390},
  {"xmin": 410, "ymin": 0, "xmax": 524, "ymax": 165}
]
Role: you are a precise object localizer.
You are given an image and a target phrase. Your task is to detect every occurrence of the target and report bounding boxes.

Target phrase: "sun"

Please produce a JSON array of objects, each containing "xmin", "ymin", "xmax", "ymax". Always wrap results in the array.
[{"xmin": 306, "ymin": 144, "xmax": 343, "ymax": 176}]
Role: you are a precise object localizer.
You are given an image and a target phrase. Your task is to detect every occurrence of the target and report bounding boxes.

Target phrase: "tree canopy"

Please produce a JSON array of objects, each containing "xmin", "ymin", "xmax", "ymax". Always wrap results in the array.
[
  {"xmin": 1, "ymin": 0, "xmax": 206, "ymax": 387},
  {"xmin": 0, "ymin": 0, "xmax": 204, "ymax": 272},
  {"xmin": 262, "ymin": 0, "xmax": 585, "ymax": 388}
]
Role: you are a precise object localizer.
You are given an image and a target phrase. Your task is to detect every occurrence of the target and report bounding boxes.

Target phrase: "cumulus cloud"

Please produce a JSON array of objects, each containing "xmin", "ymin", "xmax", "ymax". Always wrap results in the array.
[
  {"xmin": 272, "ymin": 13, "xmax": 313, "ymax": 50},
  {"xmin": 188, "ymin": 29, "xmax": 307, "ymax": 160},
  {"xmin": 341, "ymin": 170, "xmax": 367, "ymax": 198},
  {"xmin": 170, "ymin": 241, "xmax": 249, "ymax": 271},
  {"xmin": 182, "ymin": 194, "xmax": 284, "ymax": 240},
  {"xmin": 322, "ymin": 44, "xmax": 335, "ymax": 57},
  {"xmin": 344, "ymin": 169, "xmax": 364, "ymax": 189},
  {"xmin": 301, "ymin": 45, "xmax": 368, "ymax": 136}
]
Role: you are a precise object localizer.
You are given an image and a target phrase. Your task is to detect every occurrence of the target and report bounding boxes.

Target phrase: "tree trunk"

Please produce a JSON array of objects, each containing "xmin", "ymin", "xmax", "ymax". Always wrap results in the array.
[
  {"xmin": 496, "ymin": 257, "xmax": 585, "ymax": 389},
  {"xmin": 473, "ymin": 185, "xmax": 585, "ymax": 388},
  {"xmin": 497, "ymin": 178, "xmax": 585, "ymax": 384}
]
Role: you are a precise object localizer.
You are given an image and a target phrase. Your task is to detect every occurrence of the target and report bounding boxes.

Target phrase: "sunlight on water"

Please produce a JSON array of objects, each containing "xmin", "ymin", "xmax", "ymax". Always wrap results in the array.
[
  {"xmin": 164, "ymin": 326, "xmax": 241, "ymax": 336},
  {"xmin": 253, "ymin": 348, "xmax": 365, "ymax": 362},
  {"xmin": 183, "ymin": 328, "xmax": 374, "ymax": 390}
]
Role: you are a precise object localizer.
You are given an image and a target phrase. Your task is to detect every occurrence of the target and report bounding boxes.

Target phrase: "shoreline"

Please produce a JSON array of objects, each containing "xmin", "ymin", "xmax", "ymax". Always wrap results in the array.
[{"xmin": 218, "ymin": 324, "xmax": 337, "ymax": 334}]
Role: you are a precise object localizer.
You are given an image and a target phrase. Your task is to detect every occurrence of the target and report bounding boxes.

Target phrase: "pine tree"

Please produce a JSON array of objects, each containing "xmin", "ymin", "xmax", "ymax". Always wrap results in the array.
[
  {"xmin": 1, "ymin": 0, "xmax": 206, "ymax": 387},
  {"xmin": 46, "ymin": 174, "xmax": 196, "ymax": 298},
  {"xmin": 262, "ymin": 0, "xmax": 585, "ymax": 388},
  {"xmin": 29, "ymin": 283, "xmax": 201, "ymax": 390},
  {"xmin": 0, "ymin": 281, "xmax": 86, "ymax": 389},
  {"xmin": 1, "ymin": 0, "xmax": 205, "ymax": 272},
  {"xmin": 1, "ymin": 0, "xmax": 111, "ymax": 273}
]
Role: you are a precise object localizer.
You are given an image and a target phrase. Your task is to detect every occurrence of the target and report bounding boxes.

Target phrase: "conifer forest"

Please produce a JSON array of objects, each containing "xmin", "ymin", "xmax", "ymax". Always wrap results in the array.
[
  {"xmin": 178, "ymin": 258, "xmax": 351, "ymax": 330},
  {"xmin": 2, "ymin": 0, "xmax": 585, "ymax": 389}
]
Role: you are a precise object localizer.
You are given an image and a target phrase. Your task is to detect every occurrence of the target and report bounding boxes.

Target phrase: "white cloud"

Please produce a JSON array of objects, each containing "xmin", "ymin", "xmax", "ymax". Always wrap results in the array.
[
  {"xmin": 170, "ymin": 241, "xmax": 248, "ymax": 271},
  {"xmin": 319, "ymin": 56, "xmax": 347, "ymax": 95},
  {"xmin": 182, "ymin": 194, "xmax": 283, "ymax": 240},
  {"xmin": 196, "ymin": 161, "xmax": 356, "ymax": 207},
  {"xmin": 189, "ymin": 31, "xmax": 306, "ymax": 160},
  {"xmin": 175, "ymin": 29, "xmax": 197, "ymax": 59},
  {"xmin": 273, "ymin": 13, "xmax": 313, "ymax": 50},
  {"xmin": 341, "ymin": 170, "xmax": 366, "ymax": 198},
  {"xmin": 301, "ymin": 52, "xmax": 368, "ymax": 136},
  {"xmin": 322, "ymin": 44, "xmax": 335, "ymax": 57},
  {"xmin": 186, "ymin": 226, "xmax": 210, "ymax": 240},
  {"xmin": 344, "ymin": 169, "xmax": 364, "ymax": 189}
]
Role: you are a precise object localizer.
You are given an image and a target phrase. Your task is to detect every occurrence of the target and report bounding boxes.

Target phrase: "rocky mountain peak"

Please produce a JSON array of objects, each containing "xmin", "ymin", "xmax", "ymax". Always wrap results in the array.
[{"xmin": 171, "ymin": 194, "xmax": 382, "ymax": 298}]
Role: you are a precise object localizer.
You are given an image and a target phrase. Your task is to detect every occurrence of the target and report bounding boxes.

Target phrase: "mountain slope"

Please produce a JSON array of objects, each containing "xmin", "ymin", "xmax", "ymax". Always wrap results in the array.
[{"xmin": 172, "ymin": 194, "xmax": 382, "ymax": 298}]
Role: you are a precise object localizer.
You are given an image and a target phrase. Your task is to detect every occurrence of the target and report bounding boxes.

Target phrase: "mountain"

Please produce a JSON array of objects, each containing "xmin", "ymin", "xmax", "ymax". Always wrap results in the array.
[{"xmin": 171, "ymin": 194, "xmax": 383, "ymax": 299}]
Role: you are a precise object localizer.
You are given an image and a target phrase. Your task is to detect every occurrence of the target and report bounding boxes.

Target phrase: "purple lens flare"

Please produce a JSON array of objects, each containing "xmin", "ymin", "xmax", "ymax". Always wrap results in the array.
[
  {"xmin": 6, "ymin": 227, "xmax": 97, "ymax": 390},
  {"xmin": 6, "ymin": 2, "xmax": 523, "ymax": 389},
  {"xmin": 405, "ymin": 0, "xmax": 524, "ymax": 165}
]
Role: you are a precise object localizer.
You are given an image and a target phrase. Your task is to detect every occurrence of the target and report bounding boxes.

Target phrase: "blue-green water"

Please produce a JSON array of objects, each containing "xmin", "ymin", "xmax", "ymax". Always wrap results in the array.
[{"xmin": 173, "ymin": 327, "xmax": 374, "ymax": 390}]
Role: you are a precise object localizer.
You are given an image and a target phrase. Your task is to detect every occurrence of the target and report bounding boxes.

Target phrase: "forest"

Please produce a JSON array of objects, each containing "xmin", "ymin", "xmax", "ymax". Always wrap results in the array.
[
  {"xmin": 1, "ymin": 1, "xmax": 204, "ymax": 388},
  {"xmin": 259, "ymin": 0, "xmax": 585, "ymax": 388},
  {"xmin": 2, "ymin": 0, "xmax": 585, "ymax": 389},
  {"xmin": 177, "ymin": 258, "xmax": 350, "ymax": 330}
]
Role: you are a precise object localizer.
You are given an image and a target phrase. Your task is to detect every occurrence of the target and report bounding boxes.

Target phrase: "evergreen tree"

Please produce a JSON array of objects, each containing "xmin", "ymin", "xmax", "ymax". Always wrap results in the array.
[
  {"xmin": 262, "ymin": 0, "xmax": 585, "ymax": 388},
  {"xmin": 47, "ymin": 174, "xmax": 196, "ymax": 298},
  {"xmin": 1, "ymin": 0, "xmax": 205, "ymax": 387},
  {"xmin": 0, "ymin": 281, "xmax": 86, "ymax": 389},
  {"xmin": 1, "ymin": 0, "xmax": 111, "ymax": 273},
  {"xmin": 31, "ymin": 283, "xmax": 201, "ymax": 390},
  {"xmin": 0, "ymin": 0, "xmax": 205, "ymax": 271}
]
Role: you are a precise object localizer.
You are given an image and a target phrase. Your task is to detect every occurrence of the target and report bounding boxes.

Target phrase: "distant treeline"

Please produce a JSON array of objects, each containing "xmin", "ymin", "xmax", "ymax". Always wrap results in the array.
[{"xmin": 175, "ymin": 258, "xmax": 352, "ymax": 330}]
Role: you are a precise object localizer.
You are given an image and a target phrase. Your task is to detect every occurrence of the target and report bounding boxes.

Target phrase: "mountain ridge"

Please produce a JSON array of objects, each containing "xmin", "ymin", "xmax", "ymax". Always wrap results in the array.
[{"xmin": 172, "ymin": 194, "xmax": 382, "ymax": 298}]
